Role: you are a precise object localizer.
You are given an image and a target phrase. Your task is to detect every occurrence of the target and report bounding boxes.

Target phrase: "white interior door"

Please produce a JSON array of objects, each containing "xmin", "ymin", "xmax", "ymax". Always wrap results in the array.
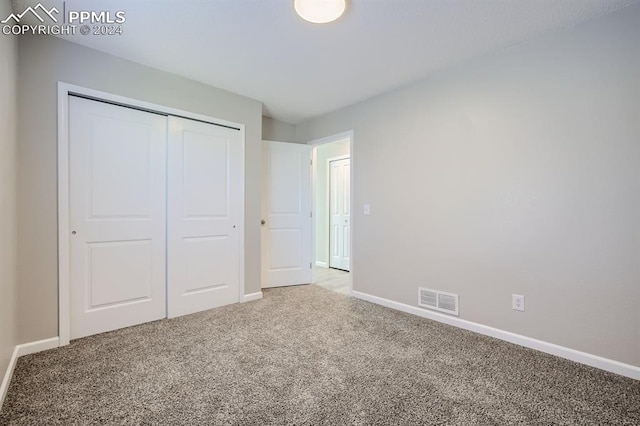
[
  {"xmin": 329, "ymin": 158, "xmax": 350, "ymax": 271},
  {"xmin": 167, "ymin": 116, "xmax": 242, "ymax": 317},
  {"xmin": 69, "ymin": 96, "xmax": 167, "ymax": 339},
  {"xmin": 263, "ymin": 141, "xmax": 312, "ymax": 288}
]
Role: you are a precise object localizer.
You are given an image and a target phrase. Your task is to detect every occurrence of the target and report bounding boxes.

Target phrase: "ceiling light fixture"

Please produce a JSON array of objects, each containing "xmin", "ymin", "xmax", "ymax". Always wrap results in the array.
[{"xmin": 294, "ymin": 0, "xmax": 346, "ymax": 24}]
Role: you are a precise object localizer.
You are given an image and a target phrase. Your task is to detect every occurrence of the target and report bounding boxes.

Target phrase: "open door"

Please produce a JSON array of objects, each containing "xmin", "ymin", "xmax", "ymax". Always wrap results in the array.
[{"xmin": 262, "ymin": 141, "xmax": 312, "ymax": 288}]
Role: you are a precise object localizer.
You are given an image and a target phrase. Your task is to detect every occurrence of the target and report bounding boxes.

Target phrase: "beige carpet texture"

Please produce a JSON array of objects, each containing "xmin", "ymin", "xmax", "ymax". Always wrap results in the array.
[{"xmin": 1, "ymin": 285, "xmax": 639, "ymax": 425}]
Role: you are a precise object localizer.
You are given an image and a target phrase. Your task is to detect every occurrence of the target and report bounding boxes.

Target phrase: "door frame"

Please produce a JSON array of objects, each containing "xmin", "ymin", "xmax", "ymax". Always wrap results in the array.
[
  {"xmin": 326, "ymin": 155, "xmax": 350, "ymax": 270},
  {"xmin": 308, "ymin": 131, "xmax": 354, "ymax": 294},
  {"xmin": 57, "ymin": 82, "xmax": 246, "ymax": 346}
]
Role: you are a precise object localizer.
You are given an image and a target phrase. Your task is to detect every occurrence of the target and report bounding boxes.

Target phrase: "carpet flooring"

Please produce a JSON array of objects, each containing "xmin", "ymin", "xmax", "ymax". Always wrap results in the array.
[{"xmin": 1, "ymin": 285, "xmax": 639, "ymax": 425}]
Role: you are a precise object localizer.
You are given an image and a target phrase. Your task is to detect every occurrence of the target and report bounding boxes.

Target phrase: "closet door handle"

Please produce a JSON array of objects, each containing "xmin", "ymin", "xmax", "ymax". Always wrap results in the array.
[{"xmin": 261, "ymin": 219, "xmax": 266, "ymax": 225}]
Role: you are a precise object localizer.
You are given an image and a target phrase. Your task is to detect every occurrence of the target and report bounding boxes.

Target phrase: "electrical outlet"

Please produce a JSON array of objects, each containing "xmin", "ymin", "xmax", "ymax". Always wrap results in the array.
[{"xmin": 512, "ymin": 294, "xmax": 525, "ymax": 311}]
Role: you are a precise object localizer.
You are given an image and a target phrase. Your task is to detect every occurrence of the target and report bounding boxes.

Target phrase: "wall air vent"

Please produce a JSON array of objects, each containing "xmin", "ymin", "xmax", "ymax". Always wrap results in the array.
[{"xmin": 418, "ymin": 287, "xmax": 459, "ymax": 316}]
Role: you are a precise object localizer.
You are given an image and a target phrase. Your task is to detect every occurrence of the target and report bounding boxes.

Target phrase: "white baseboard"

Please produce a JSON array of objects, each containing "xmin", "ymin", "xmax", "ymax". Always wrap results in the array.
[
  {"xmin": 241, "ymin": 292, "xmax": 263, "ymax": 303},
  {"xmin": 1, "ymin": 337, "xmax": 60, "ymax": 408},
  {"xmin": 315, "ymin": 261, "xmax": 328, "ymax": 268},
  {"xmin": 352, "ymin": 290, "xmax": 640, "ymax": 380},
  {"xmin": 0, "ymin": 345, "xmax": 19, "ymax": 409},
  {"xmin": 16, "ymin": 337, "xmax": 60, "ymax": 357}
]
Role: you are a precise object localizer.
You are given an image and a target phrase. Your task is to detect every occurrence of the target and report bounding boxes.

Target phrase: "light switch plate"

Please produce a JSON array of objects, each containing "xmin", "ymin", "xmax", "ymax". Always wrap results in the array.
[{"xmin": 363, "ymin": 204, "xmax": 371, "ymax": 215}]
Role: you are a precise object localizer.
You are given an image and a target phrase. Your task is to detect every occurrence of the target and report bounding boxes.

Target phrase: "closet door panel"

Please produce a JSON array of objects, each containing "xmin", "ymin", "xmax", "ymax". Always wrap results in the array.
[
  {"xmin": 167, "ymin": 117, "xmax": 242, "ymax": 318},
  {"xmin": 69, "ymin": 96, "xmax": 167, "ymax": 339}
]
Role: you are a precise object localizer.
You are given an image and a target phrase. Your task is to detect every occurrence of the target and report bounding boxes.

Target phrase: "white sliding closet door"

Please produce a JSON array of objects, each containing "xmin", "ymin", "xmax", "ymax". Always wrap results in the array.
[
  {"xmin": 167, "ymin": 116, "xmax": 242, "ymax": 318},
  {"xmin": 69, "ymin": 96, "xmax": 243, "ymax": 339},
  {"xmin": 69, "ymin": 96, "xmax": 168, "ymax": 339}
]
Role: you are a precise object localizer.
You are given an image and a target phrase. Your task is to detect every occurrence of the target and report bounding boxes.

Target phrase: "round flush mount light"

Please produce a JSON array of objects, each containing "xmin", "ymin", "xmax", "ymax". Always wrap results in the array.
[{"xmin": 294, "ymin": 0, "xmax": 346, "ymax": 24}]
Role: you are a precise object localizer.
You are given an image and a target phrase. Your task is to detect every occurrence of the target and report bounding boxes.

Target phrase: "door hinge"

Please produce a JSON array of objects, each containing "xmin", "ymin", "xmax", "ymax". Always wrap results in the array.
[
  {"xmin": 310, "ymin": 159, "xmax": 313, "ymax": 166},
  {"xmin": 310, "ymin": 263, "xmax": 312, "ymax": 269},
  {"xmin": 310, "ymin": 211, "xmax": 313, "ymax": 218}
]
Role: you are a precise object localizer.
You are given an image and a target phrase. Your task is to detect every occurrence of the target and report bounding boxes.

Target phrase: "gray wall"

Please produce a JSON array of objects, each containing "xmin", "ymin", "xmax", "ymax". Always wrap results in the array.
[
  {"xmin": 297, "ymin": 6, "xmax": 640, "ymax": 367},
  {"xmin": 314, "ymin": 140, "xmax": 350, "ymax": 266},
  {"xmin": 0, "ymin": 0, "xmax": 18, "ymax": 385},
  {"xmin": 262, "ymin": 116, "xmax": 299, "ymax": 143},
  {"xmin": 17, "ymin": 35, "xmax": 263, "ymax": 343}
]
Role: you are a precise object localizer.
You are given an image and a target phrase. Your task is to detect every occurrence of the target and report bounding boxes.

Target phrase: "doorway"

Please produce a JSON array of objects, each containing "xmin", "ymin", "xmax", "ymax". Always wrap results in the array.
[{"xmin": 310, "ymin": 133, "xmax": 352, "ymax": 295}]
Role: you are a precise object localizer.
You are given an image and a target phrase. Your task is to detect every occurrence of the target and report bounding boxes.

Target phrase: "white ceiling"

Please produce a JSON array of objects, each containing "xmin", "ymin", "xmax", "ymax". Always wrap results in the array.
[{"xmin": 13, "ymin": 0, "xmax": 640, "ymax": 123}]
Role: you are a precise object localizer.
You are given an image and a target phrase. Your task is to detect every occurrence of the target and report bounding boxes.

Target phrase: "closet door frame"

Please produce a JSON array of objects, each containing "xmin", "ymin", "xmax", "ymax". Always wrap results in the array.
[{"xmin": 57, "ymin": 82, "xmax": 246, "ymax": 346}]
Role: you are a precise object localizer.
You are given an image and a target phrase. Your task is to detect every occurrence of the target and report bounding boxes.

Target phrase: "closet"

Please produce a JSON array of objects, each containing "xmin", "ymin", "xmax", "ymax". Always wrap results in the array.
[{"xmin": 68, "ymin": 96, "xmax": 242, "ymax": 339}]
